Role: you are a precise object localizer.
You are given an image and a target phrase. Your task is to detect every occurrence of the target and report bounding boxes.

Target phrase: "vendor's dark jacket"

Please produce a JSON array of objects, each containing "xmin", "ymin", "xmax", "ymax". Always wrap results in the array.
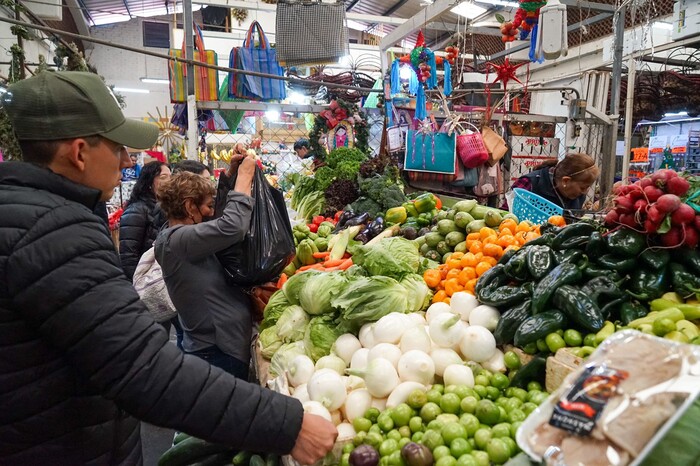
[
  {"xmin": 119, "ymin": 195, "xmax": 165, "ymax": 280},
  {"xmin": 521, "ymin": 166, "xmax": 586, "ymax": 210},
  {"xmin": 0, "ymin": 162, "xmax": 303, "ymax": 465}
]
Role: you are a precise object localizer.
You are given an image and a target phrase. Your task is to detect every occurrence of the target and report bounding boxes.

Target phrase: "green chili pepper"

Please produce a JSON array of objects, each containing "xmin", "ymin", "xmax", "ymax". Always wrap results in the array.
[
  {"xmin": 594, "ymin": 321, "xmax": 616, "ymax": 346},
  {"xmin": 620, "ymin": 301, "xmax": 649, "ymax": 325},
  {"xmin": 650, "ymin": 298, "xmax": 700, "ymax": 320},
  {"xmin": 669, "ymin": 263, "xmax": 700, "ymax": 300},
  {"xmin": 475, "ymin": 264, "xmax": 507, "ymax": 297},
  {"xmin": 580, "ymin": 276, "xmax": 626, "ymax": 306},
  {"xmin": 527, "ymin": 245, "xmax": 555, "ymax": 280},
  {"xmin": 532, "ymin": 263, "xmax": 584, "ymax": 314},
  {"xmin": 479, "ymin": 283, "xmax": 533, "ymax": 308},
  {"xmin": 596, "ymin": 254, "xmax": 636, "ymax": 274},
  {"xmin": 497, "ymin": 247, "xmax": 519, "ymax": 266},
  {"xmin": 551, "ymin": 223, "xmax": 597, "ymax": 250},
  {"xmin": 606, "ymin": 228, "xmax": 647, "ymax": 257},
  {"xmin": 523, "ymin": 233, "xmax": 555, "ymax": 247},
  {"xmin": 627, "ymin": 267, "xmax": 669, "ymax": 302},
  {"xmin": 504, "ymin": 248, "xmax": 530, "ymax": 281},
  {"xmin": 639, "ymin": 248, "xmax": 671, "ymax": 271},
  {"xmin": 585, "ymin": 231, "xmax": 605, "ymax": 260},
  {"xmin": 553, "ymin": 285, "xmax": 605, "ymax": 332}
]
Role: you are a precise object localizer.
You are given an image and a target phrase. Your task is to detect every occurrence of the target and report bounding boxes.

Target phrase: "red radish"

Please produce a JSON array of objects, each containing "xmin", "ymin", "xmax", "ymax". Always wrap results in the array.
[
  {"xmin": 671, "ymin": 203, "xmax": 696, "ymax": 225},
  {"xmin": 639, "ymin": 177, "xmax": 653, "ymax": 188},
  {"xmin": 684, "ymin": 225, "xmax": 699, "ymax": 249},
  {"xmin": 633, "ymin": 198, "xmax": 648, "ymax": 212},
  {"xmin": 644, "ymin": 219, "xmax": 659, "ymax": 234},
  {"xmin": 695, "ymin": 215, "xmax": 700, "ymax": 231},
  {"xmin": 643, "ymin": 185, "xmax": 664, "ymax": 203},
  {"xmin": 660, "ymin": 226, "xmax": 683, "ymax": 248},
  {"xmin": 628, "ymin": 186, "xmax": 645, "ymax": 200},
  {"xmin": 614, "ymin": 196, "xmax": 634, "ymax": 213},
  {"xmin": 604, "ymin": 209, "xmax": 620, "ymax": 225},
  {"xmin": 666, "ymin": 176, "xmax": 691, "ymax": 197},
  {"xmin": 652, "ymin": 169, "xmax": 677, "ymax": 188},
  {"xmin": 656, "ymin": 194, "xmax": 682, "ymax": 213},
  {"xmin": 612, "ymin": 181, "xmax": 625, "ymax": 195},
  {"xmin": 619, "ymin": 213, "xmax": 638, "ymax": 229},
  {"xmin": 647, "ymin": 205, "xmax": 665, "ymax": 224}
]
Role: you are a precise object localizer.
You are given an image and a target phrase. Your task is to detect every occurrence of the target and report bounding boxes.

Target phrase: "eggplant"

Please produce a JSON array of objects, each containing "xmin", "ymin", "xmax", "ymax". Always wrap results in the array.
[
  {"xmin": 367, "ymin": 217, "xmax": 385, "ymax": 237},
  {"xmin": 349, "ymin": 445, "xmax": 379, "ymax": 466},
  {"xmin": 417, "ymin": 227, "xmax": 431, "ymax": 237},
  {"xmin": 401, "ymin": 442, "xmax": 433, "ymax": 466},
  {"xmin": 335, "ymin": 210, "xmax": 355, "ymax": 231},
  {"xmin": 345, "ymin": 212, "xmax": 371, "ymax": 228},
  {"xmin": 354, "ymin": 233, "xmax": 370, "ymax": 244}
]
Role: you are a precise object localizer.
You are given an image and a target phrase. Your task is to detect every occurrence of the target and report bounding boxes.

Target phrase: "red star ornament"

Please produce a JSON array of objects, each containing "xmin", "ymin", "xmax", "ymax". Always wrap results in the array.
[{"xmin": 487, "ymin": 59, "xmax": 529, "ymax": 91}]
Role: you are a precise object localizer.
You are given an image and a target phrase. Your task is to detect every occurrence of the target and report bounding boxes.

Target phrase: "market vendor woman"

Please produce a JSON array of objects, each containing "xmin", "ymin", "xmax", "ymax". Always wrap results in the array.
[
  {"xmin": 294, "ymin": 138, "xmax": 325, "ymax": 170},
  {"xmin": 510, "ymin": 153, "xmax": 600, "ymax": 210}
]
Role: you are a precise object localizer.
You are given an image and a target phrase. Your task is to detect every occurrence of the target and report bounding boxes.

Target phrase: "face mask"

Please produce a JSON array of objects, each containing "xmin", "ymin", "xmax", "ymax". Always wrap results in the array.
[{"xmin": 197, "ymin": 206, "xmax": 214, "ymax": 223}]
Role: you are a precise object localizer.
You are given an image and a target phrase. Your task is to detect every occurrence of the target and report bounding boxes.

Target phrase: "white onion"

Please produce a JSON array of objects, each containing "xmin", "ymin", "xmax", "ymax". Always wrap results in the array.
[
  {"xmin": 368, "ymin": 343, "xmax": 402, "ymax": 369},
  {"xmin": 443, "ymin": 364, "xmax": 475, "ymax": 387},
  {"xmin": 460, "ymin": 325, "xmax": 497, "ymax": 363},
  {"xmin": 397, "ymin": 350, "xmax": 435, "ymax": 385},
  {"xmin": 373, "ymin": 312, "xmax": 411, "ymax": 344},
  {"xmin": 386, "ymin": 382, "xmax": 427, "ymax": 409},
  {"xmin": 426, "ymin": 302, "xmax": 452, "ymax": 323},
  {"xmin": 431, "ymin": 348, "xmax": 463, "ymax": 377},
  {"xmin": 307, "ymin": 369, "xmax": 346, "ymax": 411},
  {"xmin": 450, "ymin": 292, "xmax": 480, "ymax": 321},
  {"xmin": 350, "ymin": 348, "xmax": 370, "ymax": 372},
  {"xmin": 302, "ymin": 401, "xmax": 332, "ymax": 421},
  {"xmin": 332, "ymin": 333, "xmax": 362, "ymax": 365},
  {"xmin": 287, "ymin": 355, "xmax": 315, "ymax": 387},
  {"xmin": 341, "ymin": 388, "xmax": 372, "ymax": 422},
  {"xmin": 359, "ymin": 323, "xmax": 375, "ymax": 348},
  {"xmin": 400, "ymin": 326, "xmax": 432, "ymax": 354},
  {"xmin": 469, "ymin": 305, "xmax": 501, "ymax": 331}
]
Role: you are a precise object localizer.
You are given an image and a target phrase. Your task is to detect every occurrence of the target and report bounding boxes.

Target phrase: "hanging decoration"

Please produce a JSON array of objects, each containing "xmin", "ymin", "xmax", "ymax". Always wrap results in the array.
[
  {"xmin": 231, "ymin": 8, "xmax": 248, "ymax": 25},
  {"xmin": 309, "ymin": 99, "xmax": 370, "ymax": 157},
  {"xmin": 486, "ymin": 59, "xmax": 528, "ymax": 92},
  {"xmin": 499, "ymin": 0, "xmax": 547, "ymax": 61}
]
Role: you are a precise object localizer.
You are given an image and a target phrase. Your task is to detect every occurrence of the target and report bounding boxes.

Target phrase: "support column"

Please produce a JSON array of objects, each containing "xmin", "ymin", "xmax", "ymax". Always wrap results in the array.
[{"xmin": 184, "ymin": 0, "xmax": 198, "ymax": 159}]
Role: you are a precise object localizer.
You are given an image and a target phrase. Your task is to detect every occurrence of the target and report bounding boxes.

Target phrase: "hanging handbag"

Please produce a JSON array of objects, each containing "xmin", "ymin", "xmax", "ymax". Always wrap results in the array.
[
  {"xmin": 275, "ymin": 0, "xmax": 348, "ymax": 66},
  {"xmin": 482, "ymin": 126, "xmax": 508, "ymax": 166},
  {"xmin": 456, "ymin": 122, "xmax": 489, "ymax": 168},
  {"xmin": 229, "ymin": 21, "xmax": 286, "ymax": 101},
  {"xmin": 168, "ymin": 24, "xmax": 219, "ymax": 103}
]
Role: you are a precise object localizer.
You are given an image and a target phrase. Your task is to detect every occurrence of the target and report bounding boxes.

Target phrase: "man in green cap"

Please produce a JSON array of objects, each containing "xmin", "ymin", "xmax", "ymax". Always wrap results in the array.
[{"xmin": 0, "ymin": 72, "xmax": 337, "ymax": 465}]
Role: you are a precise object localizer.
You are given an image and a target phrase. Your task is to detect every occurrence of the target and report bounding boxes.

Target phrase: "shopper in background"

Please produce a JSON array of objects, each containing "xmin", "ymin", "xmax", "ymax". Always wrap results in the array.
[
  {"xmin": 119, "ymin": 160, "xmax": 171, "ymax": 279},
  {"xmin": 294, "ymin": 137, "xmax": 324, "ymax": 170},
  {"xmin": 0, "ymin": 70, "xmax": 336, "ymax": 465},
  {"xmin": 121, "ymin": 153, "xmax": 141, "ymax": 181},
  {"xmin": 155, "ymin": 164, "xmax": 256, "ymax": 380},
  {"xmin": 173, "ymin": 159, "xmax": 211, "ymax": 178},
  {"xmin": 508, "ymin": 153, "xmax": 600, "ymax": 210}
]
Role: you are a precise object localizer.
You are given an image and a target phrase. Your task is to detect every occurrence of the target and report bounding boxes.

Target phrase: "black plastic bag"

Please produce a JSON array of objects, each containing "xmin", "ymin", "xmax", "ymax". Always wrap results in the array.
[{"xmin": 216, "ymin": 167, "xmax": 295, "ymax": 286}]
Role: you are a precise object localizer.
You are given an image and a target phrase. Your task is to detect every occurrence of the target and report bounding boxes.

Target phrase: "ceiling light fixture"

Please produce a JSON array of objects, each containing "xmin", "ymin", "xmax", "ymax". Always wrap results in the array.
[
  {"xmin": 140, "ymin": 78, "xmax": 170, "ymax": 84},
  {"xmin": 450, "ymin": 2, "xmax": 487, "ymax": 20},
  {"xmin": 476, "ymin": 0, "xmax": 519, "ymax": 7},
  {"xmin": 113, "ymin": 87, "xmax": 150, "ymax": 94}
]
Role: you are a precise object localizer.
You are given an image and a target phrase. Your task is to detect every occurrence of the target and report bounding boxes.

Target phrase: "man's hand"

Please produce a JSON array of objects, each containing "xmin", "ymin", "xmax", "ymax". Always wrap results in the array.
[{"xmin": 290, "ymin": 413, "xmax": 338, "ymax": 465}]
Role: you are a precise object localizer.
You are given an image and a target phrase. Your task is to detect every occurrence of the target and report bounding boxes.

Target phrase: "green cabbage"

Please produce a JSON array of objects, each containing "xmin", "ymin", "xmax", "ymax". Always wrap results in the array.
[
  {"xmin": 259, "ymin": 325, "xmax": 283, "ymax": 359},
  {"xmin": 261, "ymin": 290, "xmax": 291, "ymax": 330},
  {"xmin": 304, "ymin": 315, "xmax": 341, "ymax": 361},
  {"xmin": 299, "ymin": 272, "xmax": 348, "ymax": 315},
  {"xmin": 282, "ymin": 270, "xmax": 320, "ymax": 305},
  {"xmin": 352, "ymin": 237, "xmax": 421, "ymax": 279},
  {"xmin": 332, "ymin": 275, "xmax": 409, "ymax": 333},
  {"xmin": 270, "ymin": 341, "xmax": 307, "ymax": 377},
  {"xmin": 400, "ymin": 274, "xmax": 433, "ymax": 313},
  {"xmin": 277, "ymin": 305, "xmax": 310, "ymax": 343}
]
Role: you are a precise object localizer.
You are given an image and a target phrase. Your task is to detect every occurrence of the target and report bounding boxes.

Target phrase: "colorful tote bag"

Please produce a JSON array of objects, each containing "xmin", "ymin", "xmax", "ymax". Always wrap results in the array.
[
  {"xmin": 168, "ymin": 24, "xmax": 219, "ymax": 103},
  {"xmin": 404, "ymin": 130, "xmax": 457, "ymax": 175},
  {"xmin": 229, "ymin": 21, "xmax": 286, "ymax": 101}
]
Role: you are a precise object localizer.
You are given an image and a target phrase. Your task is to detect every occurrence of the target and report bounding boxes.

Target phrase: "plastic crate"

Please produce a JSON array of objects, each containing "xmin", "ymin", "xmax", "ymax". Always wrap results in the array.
[{"xmin": 511, "ymin": 188, "xmax": 563, "ymax": 224}]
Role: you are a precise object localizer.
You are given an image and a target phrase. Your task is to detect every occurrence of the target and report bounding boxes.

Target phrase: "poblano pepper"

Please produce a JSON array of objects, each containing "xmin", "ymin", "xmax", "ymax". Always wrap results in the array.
[
  {"xmin": 620, "ymin": 301, "xmax": 648, "ymax": 325},
  {"xmin": 580, "ymin": 276, "xmax": 626, "ymax": 306},
  {"xmin": 553, "ymin": 285, "xmax": 605, "ymax": 332},
  {"xmin": 475, "ymin": 264, "xmax": 507, "ymax": 298},
  {"xmin": 493, "ymin": 299, "xmax": 532, "ymax": 346},
  {"xmin": 551, "ymin": 223, "xmax": 597, "ymax": 250},
  {"xmin": 583, "ymin": 265, "xmax": 621, "ymax": 280},
  {"xmin": 670, "ymin": 263, "xmax": 700, "ymax": 299},
  {"xmin": 627, "ymin": 266, "xmax": 669, "ymax": 302},
  {"xmin": 595, "ymin": 254, "xmax": 636, "ymax": 274},
  {"xmin": 639, "ymin": 248, "xmax": 671, "ymax": 271},
  {"xmin": 606, "ymin": 227, "xmax": 647, "ymax": 257},
  {"xmin": 479, "ymin": 282, "xmax": 533, "ymax": 308},
  {"xmin": 532, "ymin": 263, "xmax": 583, "ymax": 314},
  {"xmin": 497, "ymin": 247, "xmax": 519, "ymax": 266},
  {"xmin": 673, "ymin": 248, "xmax": 700, "ymax": 275},
  {"xmin": 600, "ymin": 297, "xmax": 628, "ymax": 321},
  {"xmin": 554, "ymin": 249, "xmax": 585, "ymax": 266},
  {"xmin": 526, "ymin": 245, "xmax": 555, "ymax": 280},
  {"xmin": 523, "ymin": 232, "xmax": 555, "ymax": 247},
  {"xmin": 585, "ymin": 231, "xmax": 605, "ymax": 260},
  {"xmin": 504, "ymin": 248, "xmax": 530, "ymax": 281}
]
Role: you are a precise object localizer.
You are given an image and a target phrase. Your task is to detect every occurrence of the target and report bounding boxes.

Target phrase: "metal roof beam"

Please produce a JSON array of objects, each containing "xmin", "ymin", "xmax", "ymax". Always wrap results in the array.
[
  {"xmin": 379, "ymin": 0, "xmax": 460, "ymax": 50},
  {"xmin": 424, "ymin": 22, "xmax": 502, "ymax": 36},
  {"xmin": 122, "ymin": 0, "xmax": 132, "ymax": 18},
  {"xmin": 560, "ymin": 0, "xmax": 616, "ymax": 12},
  {"xmin": 345, "ymin": 0, "xmax": 361, "ymax": 12},
  {"xmin": 489, "ymin": 11, "xmax": 612, "ymax": 60},
  {"xmin": 193, "ymin": 0, "xmax": 406, "ymax": 25},
  {"xmin": 75, "ymin": 0, "xmax": 95, "ymax": 26}
]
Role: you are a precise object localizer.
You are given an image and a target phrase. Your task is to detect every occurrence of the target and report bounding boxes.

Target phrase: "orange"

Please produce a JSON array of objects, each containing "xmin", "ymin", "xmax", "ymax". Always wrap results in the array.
[
  {"xmin": 516, "ymin": 221, "xmax": 532, "ymax": 233},
  {"xmin": 499, "ymin": 227, "xmax": 514, "ymax": 236},
  {"xmin": 433, "ymin": 290, "xmax": 448, "ymax": 303},
  {"xmin": 474, "ymin": 252, "xmax": 484, "ymax": 261},
  {"xmin": 458, "ymin": 268, "xmax": 477, "ymax": 285},
  {"xmin": 469, "ymin": 241, "xmax": 484, "ymax": 255},
  {"xmin": 482, "ymin": 256, "xmax": 498, "ymax": 266},
  {"xmin": 483, "ymin": 243, "xmax": 504, "ymax": 258},
  {"xmin": 548, "ymin": 215, "xmax": 566, "ymax": 227},
  {"xmin": 444, "ymin": 278, "xmax": 463, "ymax": 296},
  {"xmin": 461, "ymin": 252, "xmax": 479, "ymax": 268},
  {"xmin": 499, "ymin": 219, "xmax": 518, "ymax": 233},
  {"xmin": 475, "ymin": 261, "xmax": 492, "ymax": 277},
  {"xmin": 447, "ymin": 258, "xmax": 462, "ymax": 270},
  {"xmin": 498, "ymin": 234, "xmax": 516, "ymax": 248},
  {"xmin": 467, "ymin": 232, "xmax": 481, "ymax": 242},
  {"xmin": 446, "ymin": 268, "xmax": 461, "ymax": 281},
  {"xmin": 423, "ymin": 269, "xmax": 442, "ymax": 288},
  {"xmin": 480, "ymin": 227, "xmax": 497, "ymax": 240},
  {"xmin": 525, "ymin": 231, "xmax": 540, "ymax": 243},
  {"xmin": 464, "ymin": 278, "xmax": 478, "ymax": 294},
  {"xmin": 444, "ymin": 297, "xmax": 451, "ymax": 305},
  {"xmin": 515, "ymin": 231, "xmax": 529, "ymax": 245},
  {"xmin": 451, "ymin": 252, "xmax": 465, "ymax": 260}
]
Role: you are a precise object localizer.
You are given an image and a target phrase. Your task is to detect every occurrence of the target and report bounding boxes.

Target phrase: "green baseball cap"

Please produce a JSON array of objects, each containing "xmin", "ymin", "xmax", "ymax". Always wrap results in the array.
[{"xmin": 2, "ymin": 71, "xmax": 158, "ymax": 150}]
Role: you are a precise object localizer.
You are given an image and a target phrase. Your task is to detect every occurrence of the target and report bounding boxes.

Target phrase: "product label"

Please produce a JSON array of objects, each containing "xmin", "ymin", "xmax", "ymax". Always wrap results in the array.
[{"xmin": 549, "ymin": 365, "xmax": 628, "ymax": 435}]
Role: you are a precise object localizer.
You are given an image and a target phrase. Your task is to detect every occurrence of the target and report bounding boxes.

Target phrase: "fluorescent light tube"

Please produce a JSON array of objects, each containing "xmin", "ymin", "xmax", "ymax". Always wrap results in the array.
[
  {"xmin": 140, "ymin": 78, "xmax": 170, "ymax": 84},
  {"xmin": 451, "ymin": 2, "xmax": 487, "ymax": 19},
  {"xmin": 113, "ymin": 87, "xmax": 150, "ymax": 94},
  {"xmin": 476, "ymin": 0, "xmax": 519, "ymax": 7}
]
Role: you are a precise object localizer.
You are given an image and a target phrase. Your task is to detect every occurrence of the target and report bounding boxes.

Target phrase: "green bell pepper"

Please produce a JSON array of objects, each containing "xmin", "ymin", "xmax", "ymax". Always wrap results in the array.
[
  {"xmin": 627, "ymin": 266, "xmax": 669, "ymax": 302},
  {"xmin": 415, "ymin": 215, "xmax": 431, "ymax": 227},
  {"xmin": 413, "ymin": 193, "xmax": 437, "ymax": 214},
  {"xmin": 526, "ymin": 245, "xmax": 555, "ymax": 280},
  {"xmin": 606, "ymin": 228, "xmax": 647, "ymax": 257},
  {"xmin": 403, "ymin": 202, "xmax": 419, "ymax": 218},
  {"xmin": 385, "ymin": 206, "xmax": 408, "ymax": 224},
  {"xmin": 639, "ymin": 248, "xmax": 671, "ymax": 270},
  {"xmin": 532, "ymin": 263, "xmax": 584, "ymax": 314}
]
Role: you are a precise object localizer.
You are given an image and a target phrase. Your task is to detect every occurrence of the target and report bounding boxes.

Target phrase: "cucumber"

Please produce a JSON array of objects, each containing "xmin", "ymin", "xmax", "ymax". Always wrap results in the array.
[
  {"xmin": 514, "ymin": 311, "xmax": 568, "ymax": 347},
  {"xmin": 424, "ymin": 232, "xmax": 445, "ymax": 248},
  {"xmin": 158, "ymin": 437, "xmax": 231, "ymax": 466},
  {"xmin": 444, "ymin": 231, "xmax": 466, "ymax": 248},
  {"xmin": 191, "ymin": 452, "xmax": 236, "ymax": 466},
  {"xmin": 173, "ymin": 432, "xmax": 191, "ymax": 445},
  {"xmin": 232, "ymin": 451, "xmax": 253, "ymax": 466},
  {"xmin": 265, "ymin": 453, "xmax": 280, "ymax": 466},
  {"xmin": 250, "ymin": 454, "xmax": 266, "ymax": 466}
]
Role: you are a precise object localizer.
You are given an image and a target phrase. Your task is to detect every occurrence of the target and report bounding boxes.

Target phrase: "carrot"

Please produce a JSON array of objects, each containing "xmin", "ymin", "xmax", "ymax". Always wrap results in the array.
[
  {"xmin": 323, "ymin": 259, "xmax": 345, "ymax": 268},
  {"xmin": 313, "ymin": 251, "xmax": 330, "ymax": 259},
  {"xmin": 296, "ymin": 263, "xmax": 322, "ymax": 272},
  {"xmin": 338, "ymin": 258, "xmax": 353, "ymax": 270},
  {"xmin": 276, "ymin": 273, "xmax": 288, "ymax": 288},
  {"xmin": 322, "ymin": 266, "xmax": 340, "ymax": 272}
]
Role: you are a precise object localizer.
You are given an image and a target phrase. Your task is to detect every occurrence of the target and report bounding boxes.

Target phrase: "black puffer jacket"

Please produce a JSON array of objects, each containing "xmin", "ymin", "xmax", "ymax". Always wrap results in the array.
[
  {"xmin": 119, "ymin": 196, "xmax": 165, "ymax": 280},
  {"xmin": 0, "ymin": 162, "xmax": 304, "ymax": 465}
]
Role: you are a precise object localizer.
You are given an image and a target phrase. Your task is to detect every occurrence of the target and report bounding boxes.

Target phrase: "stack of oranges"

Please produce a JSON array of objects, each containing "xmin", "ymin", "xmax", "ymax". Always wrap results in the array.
[{"xmin": 423, "ymin": 219, "xmax": 542, "ymax": 304}]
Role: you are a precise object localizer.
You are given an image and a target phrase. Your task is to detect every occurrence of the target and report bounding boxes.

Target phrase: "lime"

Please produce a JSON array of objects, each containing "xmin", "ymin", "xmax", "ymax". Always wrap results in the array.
[
  {"xmin": 583, "ymin": 333, "xmax": 597, "ymax": 347},
  {"xmin": 365, "ymin": 407, "xmax": 381, "ymax": 423},
  {"xmin": 536, "ymin": 338, "xmax": 549, "ymax": 353},
  {"xmin": 427, "ymin": 420, "xmax": 445, "ymax": 432},
  {"xmin": 409, "ymin": 416, "xmax": 424, "ymax": 433},
  {"xmin": 369, "ymin": 424, "xmax": 382, "ymax": 435},
  {"xmin": 411, "ymin": 431, "xmax": 424, "ymax": 443},
  {"xmin": 522, "ymin": 342, "xmax": 538, "ymax": 354},
  {"xmin": 365, "ymin": 432, "xmax": 384, "ymax": 448},
  {"xmin": 511, "ymin": 388, "xmax": 528, "ymax": 402},
  {"xmin": 444, "ymin": 385, "xmax": 459, "ymax": 394},
  {"xmin": 456, "ymin": 454, "xmax": 477, "ymax": 466},
  {"xmin": 486, "ymin": 438, "xmax": 510, "ymax": 465},
  {"xmin": 353, "ymin": 431, "xmax": 367, "ymax": 446},
  {"xmin": 507, "ymin": 408, "xmax": 526, "ymax": 423},
  {"xmin": 504, "ymin": 397, "xmax": 523, "ymax": 413},
  {"xmin": 420, "ymin": 429, "xmax": 445, "ymax": 451},
  {"xmin": 471, "ymin": 450, "xmax": 490, "ymax": 466},
  {"xmin": 460, "ymin": 396, "xmax": 478, "ymax": 414},
  {"xmin": 510, "ymin": 421, "xmax": 523, "ymax": 439},
  {"xmin": 453, "ymin": 385, "xmax": 473, "ymax": 399},
  {"xmin": 436, "ymin": 414, "xmax": 460, "ymax": 425},
  {"xmin": 490, "ymin": 373, "xmax": 510, "ymax": 390},
  {"xmin": 433, "ymin": 445, "xmax": 452, "ymax": 460},
  {"xmin": 491, "ymin": 423, "xmax": 511, "ymax": 438},
  {"xmin": 398, "ymin": 426, "xmax": 412, "ymax": 438},
  {"xmin": 527, "ymin": 381, "xmax": 543, "ymax": 392},
  {"xmin": 563, "ymin": 329, "xmax": 583, "ymax": 347},
  {"xmin": 341, "ymin": 452, "xmax": 351, "ymax": 466},
  {"xmin": 485, "ymin": 386, "xmax": 501, "ymax": 401},
  {"xmin": 503, "ymin": 351, "xmax": 521, "ymax": 370},
  {"xmin": 501, "ymin": 437, "xmax": 518, "ymax": 456},
  {"xmin": 476, "ymin": 399, "xmax": 500, "ymax": 426},
  {"xmin": 379, "ymin": 439, "xmax": 399, "ymax": 457},
  {"xmin": 436, "ymin": 456, "xmax": 457, "ymax": 466},
  {"xmin": 440, "ymin": 393, "xmax": 462, "ymax": 414},
  {"xmin": 427, "ymin": 389, "xmax": 443, "ymax": 404},
  {"xmin": 407, "ymin": 389, "xmax": 428, "ymax": 409},
  {"xmin": 473, "ymin": 385, "xmax": 487, "ymax": 399},
  {"xmin": 653, "ymin": 317, "xmax": 677, "ymax": 337},
  {"xmin": 474, "ymin": 374, "xmax": 490, "ymax": 387},
  {"xmin": 459, "ymin": 413, "xmax": 480, "ymax": 436},
  {"xmin": 392, "ymin": 403, "xmax": 413, "ymax": 427},
  {"xmin": 353, "ymin": 417, "xmax": 372, "ymax": 433},
  {"xmin": 473, "ymin": 428, "xmax": 492, "ymax": 450},
  {"xmin": 433, "ymin": 384, "xmax": 445, "ymax": 394},
  {"xmin": 420, "ymin": 402, "xmax": 442, "ymax": 423},
  {"xmin": 545, "ymin": 333, "xmax": 566, "ymax": 353},
  {"xmin": 450, "ymin": 437, "xmax": 472, "ymax": 457},
  {"xmin": 398, "ymin": 437, "xmax": 411, "ymax": 449},
  {"xmin": 442, "ymin": 422, "xmax": 468, "ymax": 444},
  {"xmin": 521, "ymin": 402, "xmax": 537, "ymax": 415},
  {"xmin": 387, "ymin": 430, "xmax": 402, "ymax": 442},
  {"xmin": 388, "ymin": 450, "xmax": 404, "ymax": 466},
  {"xmin": 378, "ymin": 412, "xmax": 395, "ymax": 432}
]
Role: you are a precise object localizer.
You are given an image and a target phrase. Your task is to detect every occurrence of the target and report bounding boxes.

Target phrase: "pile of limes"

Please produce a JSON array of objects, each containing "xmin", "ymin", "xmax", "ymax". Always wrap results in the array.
[{"xmin": 344, "ymin": 368, "xmax": 550, "ymax": 466}]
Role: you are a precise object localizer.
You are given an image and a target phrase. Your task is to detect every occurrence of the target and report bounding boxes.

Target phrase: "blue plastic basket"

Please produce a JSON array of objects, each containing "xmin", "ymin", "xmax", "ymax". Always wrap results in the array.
[{"xmin": 511, "ymin": 188, "xmax": 564, "ymax": 225}]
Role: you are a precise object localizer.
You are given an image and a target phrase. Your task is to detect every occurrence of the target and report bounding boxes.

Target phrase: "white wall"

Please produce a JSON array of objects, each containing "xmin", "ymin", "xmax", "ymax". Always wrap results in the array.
[{"xmin": 0, "ymin": 7, "xmax": 56, "ymax": 81}]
